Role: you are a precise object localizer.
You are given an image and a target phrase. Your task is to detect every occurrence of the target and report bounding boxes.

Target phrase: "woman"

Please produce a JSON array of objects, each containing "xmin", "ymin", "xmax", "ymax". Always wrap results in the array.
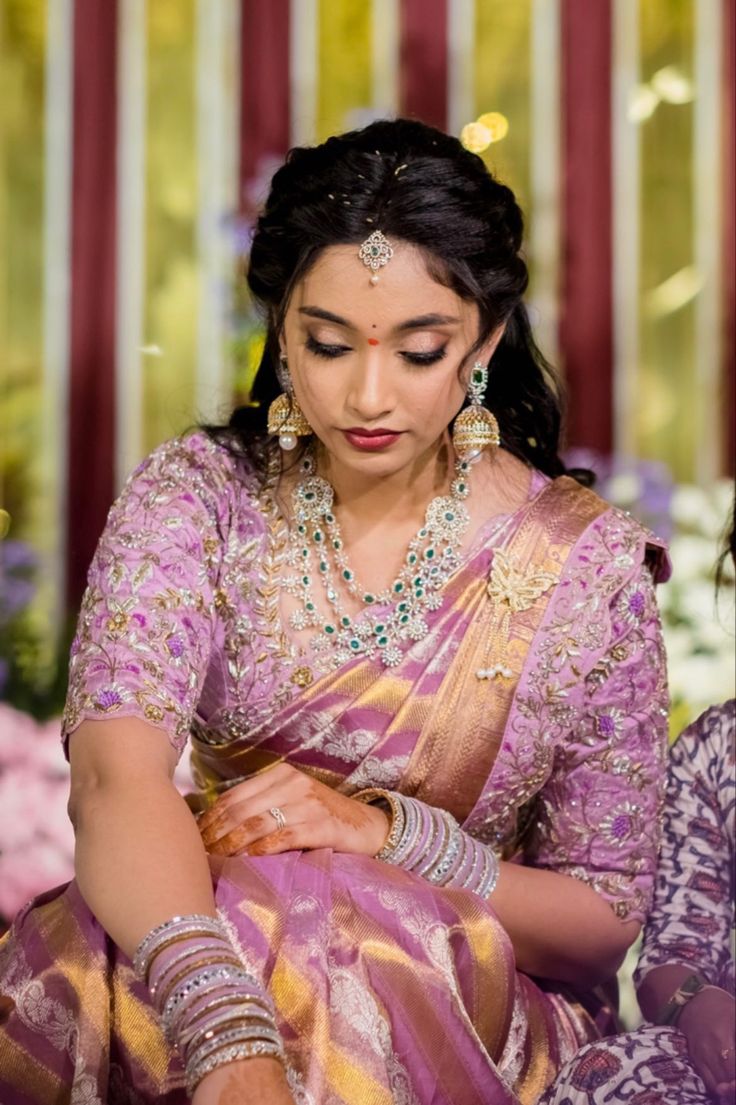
[{"xmin": 0, "ymin": 119, "xmax": 669, "ymax": 1105}]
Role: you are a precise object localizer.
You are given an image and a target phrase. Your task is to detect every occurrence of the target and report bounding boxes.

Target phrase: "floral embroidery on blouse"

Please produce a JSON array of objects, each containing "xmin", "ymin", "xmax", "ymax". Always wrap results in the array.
[
  {"xmin": 467, "ymin": 508, "xmax": 670, "ymax": 923},
  {"xmin": 62, "ymin": 432, "xmax": 301, "ymax": 754},
  {"xmin": 634, "ymin": 701, "xmax": 735, "ymax": 992}
]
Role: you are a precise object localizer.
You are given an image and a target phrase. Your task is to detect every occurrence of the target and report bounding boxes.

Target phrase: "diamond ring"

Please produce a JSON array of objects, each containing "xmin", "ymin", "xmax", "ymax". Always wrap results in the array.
[{"xmin": 269, "ymin": 806, "xmax": 287, "ymax": 833}]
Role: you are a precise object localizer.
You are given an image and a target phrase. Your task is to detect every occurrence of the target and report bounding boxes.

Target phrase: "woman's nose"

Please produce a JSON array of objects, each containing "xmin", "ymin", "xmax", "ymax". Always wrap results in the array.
[{"xmin": 345, "ymin": 358, "xmax": 394, "ymax": 421}]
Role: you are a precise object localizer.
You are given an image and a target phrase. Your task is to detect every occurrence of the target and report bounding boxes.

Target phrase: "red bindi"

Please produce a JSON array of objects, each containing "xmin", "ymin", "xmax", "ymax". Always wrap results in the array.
[{"xmin": 367, "ymin": 338, "xmax": 380, "ymax": 346}]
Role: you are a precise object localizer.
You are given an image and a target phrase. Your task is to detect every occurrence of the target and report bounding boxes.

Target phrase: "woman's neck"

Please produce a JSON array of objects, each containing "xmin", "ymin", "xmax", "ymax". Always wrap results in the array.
[{"xmin": 318, "ymin": 436, "xmax": 453, "ymax": 528}]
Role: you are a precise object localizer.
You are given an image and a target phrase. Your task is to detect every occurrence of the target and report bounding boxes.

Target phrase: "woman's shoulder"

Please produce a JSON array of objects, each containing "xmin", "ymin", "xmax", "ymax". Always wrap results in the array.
[
  {"xmin": 119, "ymin": 429, "xmax": 262, "ymax": 516},
  {"xmin": 127, "ymin": 428, "xmax": 252, "ymax": 486},
  {"xmin": 540, "ymin": 473, "xmax": 671, "ymax": 584}
]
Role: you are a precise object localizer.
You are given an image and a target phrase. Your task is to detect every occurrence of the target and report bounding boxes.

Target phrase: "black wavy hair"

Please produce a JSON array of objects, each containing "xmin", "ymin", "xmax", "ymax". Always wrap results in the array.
[
  {"xmin": 208, "ymin": 117, "xmax": 570, "ymax": 480},
  {"xmin": 715, "ymin": 497, "xmax": 736, "ymax": 594}
]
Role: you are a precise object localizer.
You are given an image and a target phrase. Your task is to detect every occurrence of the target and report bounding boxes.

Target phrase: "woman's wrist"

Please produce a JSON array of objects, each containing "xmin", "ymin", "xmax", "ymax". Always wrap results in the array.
[
  {"xmin": 133, "ymin": 912, "xmax": 285, "ymax": 1094},
  {"xmin": 354, "ymin": 789, "xmax": 500, "ymax": 899},
  {"xmin": 192, "ymin": 1056, "xmax": 292, "ymax": 1105}
]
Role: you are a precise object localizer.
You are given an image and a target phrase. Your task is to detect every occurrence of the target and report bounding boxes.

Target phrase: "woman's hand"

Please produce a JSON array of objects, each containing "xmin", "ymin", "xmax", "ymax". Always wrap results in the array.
[
  {"xmin": 197, "ymin": 763, "xmax": 389, "ymax": 859},
  {"xmin": 677, "ymin": 987, "xmax": 736, "ymax": 1103},
  {"xmin": 191, "ymin": 1057, "xmax": 294, "ymax": 1105}
]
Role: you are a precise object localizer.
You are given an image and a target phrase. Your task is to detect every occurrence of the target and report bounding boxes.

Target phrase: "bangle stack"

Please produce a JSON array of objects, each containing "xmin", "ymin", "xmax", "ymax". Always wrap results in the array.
[
  {"xmin": 134, "ymin": 914, "xmax": 284, "ymax": 1094},
  {"xmin": 356, "ymin": 790, "xmax": 500, "ymax": 899}
]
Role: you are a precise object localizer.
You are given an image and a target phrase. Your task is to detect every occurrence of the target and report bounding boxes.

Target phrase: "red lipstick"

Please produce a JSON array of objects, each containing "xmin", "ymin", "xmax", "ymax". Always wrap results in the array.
[{"xmin": 342, "ymin": 427, "xmax": 402, "ymax": 451}]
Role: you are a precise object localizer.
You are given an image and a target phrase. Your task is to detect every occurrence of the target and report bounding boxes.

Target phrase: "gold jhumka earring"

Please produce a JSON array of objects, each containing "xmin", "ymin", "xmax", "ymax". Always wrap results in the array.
[
  {"xmin": 359, "ymin": 230, "xmax": 394, "ymax": 285},
  {"xmin": 452, "ymin": 362, "xmax": 500, "ymax": 463},
  {"xmin": 267, "ymin": 356, "xmax": 312, "ymax": 451}
]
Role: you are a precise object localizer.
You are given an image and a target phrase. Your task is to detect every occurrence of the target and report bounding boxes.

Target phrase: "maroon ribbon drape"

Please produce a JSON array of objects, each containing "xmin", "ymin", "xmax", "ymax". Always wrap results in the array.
[
  {"xmin": 559, "ymin": 0, "xmax": 613, "ymax": 453},
  {"xmin": 67, "ymin": 0, "xmax": 118, "ymax": 608}
]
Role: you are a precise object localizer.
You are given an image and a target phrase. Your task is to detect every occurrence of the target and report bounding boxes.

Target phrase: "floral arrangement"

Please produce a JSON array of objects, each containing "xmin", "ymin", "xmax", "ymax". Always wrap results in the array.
[{"xmin": 0, "ymin": 704, "xmax": 75, "ymax": 922}]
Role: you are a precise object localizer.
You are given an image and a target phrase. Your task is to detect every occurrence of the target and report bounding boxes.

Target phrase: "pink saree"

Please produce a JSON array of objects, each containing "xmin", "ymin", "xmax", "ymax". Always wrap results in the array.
[{"xmin": 0, "ymin": 434, "xmax": 670, "ymax": 1105}]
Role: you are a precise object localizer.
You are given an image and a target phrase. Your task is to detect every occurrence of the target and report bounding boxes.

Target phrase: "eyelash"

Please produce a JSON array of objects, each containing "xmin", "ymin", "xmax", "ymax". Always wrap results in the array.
[{"xmin": 305, "ymin": 335, "xmax": 448, "ymax": 367}]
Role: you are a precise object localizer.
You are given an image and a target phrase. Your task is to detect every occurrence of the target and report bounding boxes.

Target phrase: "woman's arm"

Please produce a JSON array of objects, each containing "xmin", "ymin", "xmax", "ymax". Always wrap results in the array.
[
  {"xmin": 197, "ymin": 762, "xmax": 637, "ymax": 986},
  {"xmin": 68, "ymin": 718, "xmax": 213, "ymax": 953},
  {"xmin": 69, "ymin": 717, "xmax": 293, "ymax": 1105},
  {"xmin": 490, "ymin": 862, "xmax": 640, "ymax": 985}
]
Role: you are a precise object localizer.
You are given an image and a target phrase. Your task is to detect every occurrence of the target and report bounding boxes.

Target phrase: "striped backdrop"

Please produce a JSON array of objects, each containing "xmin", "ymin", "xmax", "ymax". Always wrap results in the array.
[{"xmin": 0, "ymin": 0, "xmax": 733, "ymax": 643}]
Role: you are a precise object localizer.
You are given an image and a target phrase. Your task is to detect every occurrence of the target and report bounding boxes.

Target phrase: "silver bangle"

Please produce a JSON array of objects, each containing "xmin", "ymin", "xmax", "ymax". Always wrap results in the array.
[
  {"xmin": 461, "ymin": 837, "xmax": 481, "ymax": 890},
  {"xmin": 389, "ymin": 795, "xmax": 420, "ymax": 867},
  {"xmin": 477, "ymin": 848, "xmax": 500, "ymax": 898},
  {"xmin": 182, "ymin": 989, "xmax": 275, "ymax": 1031},
  {"xmin": 179, "ymin": 1006, "xmax": 278, "ymax": 1054},
  {"xmin": 414, "ymin": 808, "xmax": 444, "ymax": 877},
  {"xmin": 133, "ymin": 914, "xmax": 223, "ymax": 980},
  {"xmin": 162, "ymin": 967, "xmax": 253, "ymax": 1037},
  {"xmin": 186, "ymin": 1038, "xmax": 285, "ymax": 1095},
  {"xmin": 188, "ymin": 1023, "xmax": 283, "ymax": 1067},
  {"xmin": 429, "ymin": 825, "xmax": 462, "ymax": 885}
]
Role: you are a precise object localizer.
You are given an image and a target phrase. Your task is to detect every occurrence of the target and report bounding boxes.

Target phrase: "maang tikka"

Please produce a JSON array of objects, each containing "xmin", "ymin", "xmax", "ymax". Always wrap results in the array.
[
  {"xmin": 359, "ymin": 230, "xmax": 394, "ymax": 285},
  {"xmin": 267, "ymin": 355, "xmax": 312, "ymax": 451},
  {"xmin": 452, "ymin": 362, "xmax": 500, "ymax": 463}
]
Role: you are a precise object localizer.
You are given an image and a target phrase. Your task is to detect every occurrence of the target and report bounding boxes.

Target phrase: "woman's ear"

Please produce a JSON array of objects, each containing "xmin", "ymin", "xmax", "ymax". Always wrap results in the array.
[{"xmin": 483, "ymin": 323, "xmax": 507, "ymax": 364}]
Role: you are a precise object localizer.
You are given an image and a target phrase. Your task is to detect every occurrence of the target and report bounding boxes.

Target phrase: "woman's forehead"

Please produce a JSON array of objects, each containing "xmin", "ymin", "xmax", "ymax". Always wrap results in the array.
[{"xmin": 289, "ymin": 242, "xmax": 476, "ymax": 331}]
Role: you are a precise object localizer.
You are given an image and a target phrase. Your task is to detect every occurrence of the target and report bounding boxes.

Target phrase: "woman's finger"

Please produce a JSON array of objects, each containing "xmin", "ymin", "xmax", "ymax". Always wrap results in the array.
[
  {"xmin": 196, "ymin": 762, "xmax": 294, "ymax": 835},
  {"xmin": 199, "ymin": 774, "xmax": 310, "ymax": 847},
  {"xmin": 206, "ymin": 804, "xmax": 296, "ymax": 855},
  {"xmin": 248, "ymin": 820, "xmax": 324, "ymax": 857}
]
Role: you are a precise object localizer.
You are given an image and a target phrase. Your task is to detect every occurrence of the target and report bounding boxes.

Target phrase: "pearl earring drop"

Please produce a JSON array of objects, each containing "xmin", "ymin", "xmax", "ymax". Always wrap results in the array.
[{"xmin": 278, "ymin": 432, "xmax": 298, "ymax": 451}]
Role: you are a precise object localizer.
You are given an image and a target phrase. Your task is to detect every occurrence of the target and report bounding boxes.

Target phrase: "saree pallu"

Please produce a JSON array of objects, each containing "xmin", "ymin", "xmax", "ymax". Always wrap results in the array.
[{"xmin": 0, "ymin": 474, "xmax": 668, "ymax": 1105}]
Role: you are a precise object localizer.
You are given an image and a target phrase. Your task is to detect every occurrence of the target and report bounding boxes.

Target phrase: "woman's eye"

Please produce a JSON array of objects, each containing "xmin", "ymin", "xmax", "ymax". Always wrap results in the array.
[
  {"xmin": 306, "ymin": 335, "xmax": 350, "ymax": 359},
  {"xmin": 401, "ymin": 347, "xmax": 448, "ymax": 366}
]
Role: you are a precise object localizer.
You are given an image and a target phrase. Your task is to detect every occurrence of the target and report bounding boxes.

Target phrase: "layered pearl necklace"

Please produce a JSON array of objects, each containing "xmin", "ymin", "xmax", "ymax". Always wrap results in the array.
[{"xmin": 280, "ymin": 451, "xmax": 474, "ymax": 671}]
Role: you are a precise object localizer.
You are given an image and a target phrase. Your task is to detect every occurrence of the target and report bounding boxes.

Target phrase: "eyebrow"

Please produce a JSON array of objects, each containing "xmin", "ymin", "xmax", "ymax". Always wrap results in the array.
[{"xmin": 298, "ymin": 307, "xmax": 461, "ymax": 332}]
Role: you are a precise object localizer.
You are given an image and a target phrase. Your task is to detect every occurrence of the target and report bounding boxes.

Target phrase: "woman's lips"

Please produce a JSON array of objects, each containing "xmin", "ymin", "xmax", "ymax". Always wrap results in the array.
[{"xmin": 342, "ymin": 428, "xmax": 403, "ymax": 450}]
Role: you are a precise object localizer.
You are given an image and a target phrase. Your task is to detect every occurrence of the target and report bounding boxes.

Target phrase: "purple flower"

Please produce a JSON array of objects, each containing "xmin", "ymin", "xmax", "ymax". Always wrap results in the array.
[
  {"xmin": 610, "ymin": 813, "xmax": 631, "ymax": 839},
  {"xmin": 627, "ymin": 590, "xmax": 646, "ymax": 618},
  {"xmin": 600, "ymin": 802, "xmax": 638, "ymax": 844},
  {"xmin": 95, "ymin": 687, "xmax": 124, "ymax": 711},
  {"xmin": 166, "ymin": 634, "xmax": 185, "ymax": 659},
  {"xmin": 596, "ymin": 714, "xmax": 617, "ymax": 739},
  {"xmin": 1, "ymin": 541, "xmax": 37, "ymax": 573},
  {"xmin": 0, "ymin": 540, "xmax": 39, "ymax": 628}
]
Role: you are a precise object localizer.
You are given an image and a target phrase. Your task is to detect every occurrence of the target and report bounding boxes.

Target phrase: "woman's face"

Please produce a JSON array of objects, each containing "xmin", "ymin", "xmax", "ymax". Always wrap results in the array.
[{"xmin": 281, "ymin": 241, "xmax": 499, "ymax": 480}]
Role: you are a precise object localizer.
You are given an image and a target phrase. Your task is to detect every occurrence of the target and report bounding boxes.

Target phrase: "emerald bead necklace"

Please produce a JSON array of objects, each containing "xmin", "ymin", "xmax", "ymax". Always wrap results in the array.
[{"xmin": 281, "ymin": 451, "xmax": 473, "ymax": 671}]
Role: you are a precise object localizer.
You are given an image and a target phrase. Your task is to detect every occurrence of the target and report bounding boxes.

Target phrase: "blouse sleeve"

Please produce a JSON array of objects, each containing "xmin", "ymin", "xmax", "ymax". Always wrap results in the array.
[
  {"xmin": 528, "ymin": 561, "xmax": 670, "ymax": 923},
  {"xmin": 61, "ymin": 433, "xmax": 234, "ymax": 757},
  {"xmin": 634, "ymin": 702, "xmax": 736, "ymax": 989}
]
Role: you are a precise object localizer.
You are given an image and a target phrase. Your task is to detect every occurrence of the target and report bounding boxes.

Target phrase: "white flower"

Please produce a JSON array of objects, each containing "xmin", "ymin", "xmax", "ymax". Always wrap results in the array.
[{"xmin": 607, "ymin": 472, "xmax": 643, "ymax": 506}]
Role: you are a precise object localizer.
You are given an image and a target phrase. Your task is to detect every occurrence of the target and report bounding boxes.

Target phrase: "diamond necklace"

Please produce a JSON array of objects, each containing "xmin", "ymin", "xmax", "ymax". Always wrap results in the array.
[{"xmin": 280, "ymin": 451, "xmax": 473, "ymax": 670}]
